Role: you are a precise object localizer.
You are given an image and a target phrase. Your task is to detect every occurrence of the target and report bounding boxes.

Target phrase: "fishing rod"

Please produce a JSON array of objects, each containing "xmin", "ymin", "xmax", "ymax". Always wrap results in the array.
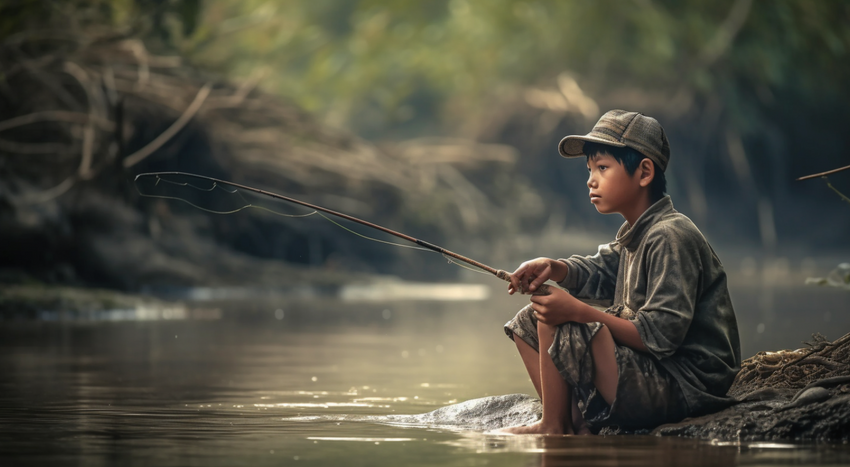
[{"xmin": 134, "ymin": 171, "xmax": 550, "ymax": 295}]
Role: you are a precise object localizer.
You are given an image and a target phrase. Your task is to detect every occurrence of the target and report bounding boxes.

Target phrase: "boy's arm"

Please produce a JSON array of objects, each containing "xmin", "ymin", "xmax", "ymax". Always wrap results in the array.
[
  {"xmin": 530, "ymin": 288, "xmax": 648, "ymax": 352},
  {"xmin": 528, "ymin": 226, "xmax": 705, "ymax": 356},
  {"xmin": 556, "ymin": 243, "xmax": 620, "ymax": 302},
  {"xmin": 629, "ymin": 227, "xmax": 701, "ymax": 358},
  {"xmin": 508, "ymin": 242, "xmax": 620, "ymax": 300}
]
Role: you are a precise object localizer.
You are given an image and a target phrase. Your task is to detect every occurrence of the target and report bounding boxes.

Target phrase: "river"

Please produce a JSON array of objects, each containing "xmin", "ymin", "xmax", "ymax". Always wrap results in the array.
[{"xmin": 1, "ymin": 275, "xmax": 849, "ymax": 466}]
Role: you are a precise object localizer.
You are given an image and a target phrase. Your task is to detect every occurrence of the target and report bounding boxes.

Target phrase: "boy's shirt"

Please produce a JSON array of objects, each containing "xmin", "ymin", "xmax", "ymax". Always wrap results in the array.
[{"xmin": 557, "ymin": 196, "xmax": 741, "ymax": 414}]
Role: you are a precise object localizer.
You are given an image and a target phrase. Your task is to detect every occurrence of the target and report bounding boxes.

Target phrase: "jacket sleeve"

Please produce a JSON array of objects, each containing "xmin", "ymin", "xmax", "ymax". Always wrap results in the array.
[
  {"xmin": 556, "ymin": 242, "xmax": 620, "ymax": 302},
  {"xmin": 630, "ymin": 226, "xmax": 701, "ymax": 358}
]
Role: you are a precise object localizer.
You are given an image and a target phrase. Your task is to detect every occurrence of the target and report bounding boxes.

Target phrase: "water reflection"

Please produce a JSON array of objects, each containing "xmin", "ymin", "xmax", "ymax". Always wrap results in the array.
[
  {"xmin": 307, "ymin": 436, "xmax": 417, "ymax": 442},
  {"xmin": 443, "ymin": 433, "xmax": 850, "ymax": 467},
  {"xmin": 1, "ymin": 290, "xmax": 850, "ymax": 465},
  {"xmin": 447, "ymin": 434, "xmax": 742, "ymax": 466}
]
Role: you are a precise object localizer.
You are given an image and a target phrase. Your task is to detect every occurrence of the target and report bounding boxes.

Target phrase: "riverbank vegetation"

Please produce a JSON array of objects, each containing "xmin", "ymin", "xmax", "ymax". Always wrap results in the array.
[{"xmin": 1, "ymin": 1, "xmax": 849, "ymax": 292}]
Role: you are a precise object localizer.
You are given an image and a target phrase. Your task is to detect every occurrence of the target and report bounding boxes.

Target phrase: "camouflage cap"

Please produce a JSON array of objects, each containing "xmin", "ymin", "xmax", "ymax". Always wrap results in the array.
[{"xmin": 558, "ymin": 110, "xmax": 671, "ymax": 172}]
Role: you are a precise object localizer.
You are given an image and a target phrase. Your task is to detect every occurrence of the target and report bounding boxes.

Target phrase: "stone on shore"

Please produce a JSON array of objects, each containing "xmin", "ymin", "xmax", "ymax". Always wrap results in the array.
[
  {"xmin": 651, "ymin": 331, "xmax": 850, "ymax": 442},
  {"xmin": 389, "ymin": 332, "xmax": 850, "ymax": 442},
  {"xmin": 379, "ymin": 393, "xmax": 541, "ymax": 432}
]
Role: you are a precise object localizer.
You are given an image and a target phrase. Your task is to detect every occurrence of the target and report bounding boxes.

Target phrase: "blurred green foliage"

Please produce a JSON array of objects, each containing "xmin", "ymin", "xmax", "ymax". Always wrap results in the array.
[
  {"xmin": 2, "ymin": 0, "xmax": 849, "ymax": 248},
  {"xmin": 175, "ymin": 0, "xmax": 850, "ymax": 138},
  {"xmin": 0, "ymin": 0, "xmax": 200, "ymax": 50},
  {"xmin": 3, "ymin": 0, "xmax": 848, "ymax": 139},
  {"xmin": 174, "ymin": 0, "xmax": 850, "ymax": 246}
]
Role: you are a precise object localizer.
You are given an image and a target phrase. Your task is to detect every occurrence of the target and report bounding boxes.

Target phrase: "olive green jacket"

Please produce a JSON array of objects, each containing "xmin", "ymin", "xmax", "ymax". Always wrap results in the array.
[{"xmin": 558, "ymin": 196, "xmax": 741, "ymax": 414}]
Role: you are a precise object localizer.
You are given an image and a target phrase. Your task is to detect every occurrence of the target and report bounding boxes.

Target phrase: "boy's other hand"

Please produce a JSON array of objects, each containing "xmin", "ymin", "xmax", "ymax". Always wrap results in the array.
[
  {"xmin": 508, "ymin": 257, "xmax": 566, "ymax": 295},
  {"xmin": 529, "ymin": 288, "xmax": 590, "ymax": 325}
]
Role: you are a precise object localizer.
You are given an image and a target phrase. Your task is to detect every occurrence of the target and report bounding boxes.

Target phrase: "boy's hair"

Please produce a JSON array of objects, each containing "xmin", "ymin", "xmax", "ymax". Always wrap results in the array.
[{"xmin": 583, "ymin": 141, "xmax": 667, "ymax": 202}]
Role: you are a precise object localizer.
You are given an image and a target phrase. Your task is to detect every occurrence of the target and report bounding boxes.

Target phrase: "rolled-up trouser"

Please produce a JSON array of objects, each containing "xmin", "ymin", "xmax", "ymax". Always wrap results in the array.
[{"xmin": 504, "ymin": 304, "xmax": 690, "ymax": 430}]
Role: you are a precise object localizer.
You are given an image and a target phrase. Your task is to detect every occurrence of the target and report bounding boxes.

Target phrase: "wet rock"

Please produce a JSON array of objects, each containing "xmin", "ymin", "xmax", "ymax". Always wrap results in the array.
[
  {"xmin": 398, "ymin": 382, "xmax": 848, "ymax": 441},
  {"xmin": 653, "ymin": 332, "xmax": 850, "ymax": 442},
  {"xmin": 378, "ymin": 394, "xmax": 541, "ymax": 432},
  {"xmin": 397, "ymin": 332, "xmax": 850, "ymax": 442},
  {"xmin": 652, "ymin": 387, "xmax": 850, "ymax": 442}
]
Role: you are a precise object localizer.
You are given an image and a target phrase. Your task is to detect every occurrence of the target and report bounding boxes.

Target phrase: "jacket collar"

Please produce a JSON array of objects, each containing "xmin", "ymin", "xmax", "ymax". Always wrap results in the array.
[{"xmin": 614, "ymin": 196, "xmax": 675, "ymax": 250}]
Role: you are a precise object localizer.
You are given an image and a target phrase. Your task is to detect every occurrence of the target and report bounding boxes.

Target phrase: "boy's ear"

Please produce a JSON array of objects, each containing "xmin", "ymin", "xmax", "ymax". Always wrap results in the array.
[{"xmin": 638, "ymin": 158, "xmax": 655, "ymax": 188}]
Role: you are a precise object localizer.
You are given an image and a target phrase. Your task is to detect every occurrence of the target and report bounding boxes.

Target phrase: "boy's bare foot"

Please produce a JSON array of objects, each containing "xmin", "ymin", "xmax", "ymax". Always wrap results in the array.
[{"xmin": 497, "ymin": 422, "xmax": 568, "ymax": 435}]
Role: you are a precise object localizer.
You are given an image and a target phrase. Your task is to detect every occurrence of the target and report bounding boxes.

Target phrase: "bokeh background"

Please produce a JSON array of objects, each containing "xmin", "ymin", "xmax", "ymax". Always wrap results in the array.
[
  {"xmin": 1, "ymin": 0, "xmax": 848, "ymax": 297},
  {"xmin": 2, "ymin": 3, "xmax": 850, "ymax": 464}
]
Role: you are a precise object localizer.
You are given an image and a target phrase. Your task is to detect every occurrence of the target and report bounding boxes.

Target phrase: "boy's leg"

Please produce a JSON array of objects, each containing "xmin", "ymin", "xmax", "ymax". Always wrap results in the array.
[
  {"xmin": 502, "ymin": 320, "xmax": 573, "ymax": 435},
  {"xmin": 536, "ymin": 320, "xmax": 573, "ymax": 433},
  {"xmin": 590, "ymin": 324, "xmax": 618, "ymax": 405},
  {"xmin": 512, "ymin": 333, "xmax": 542, "ymax": 399},
  {"xmin": 513, "ymin": 329, "xmax": 591, "ymax": 435}
]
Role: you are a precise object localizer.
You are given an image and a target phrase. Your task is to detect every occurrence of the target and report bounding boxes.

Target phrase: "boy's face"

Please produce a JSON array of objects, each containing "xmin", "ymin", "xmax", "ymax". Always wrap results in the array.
[{"xmin": 586, "ymin": 153, "xmax": 644, "ymax": 216}]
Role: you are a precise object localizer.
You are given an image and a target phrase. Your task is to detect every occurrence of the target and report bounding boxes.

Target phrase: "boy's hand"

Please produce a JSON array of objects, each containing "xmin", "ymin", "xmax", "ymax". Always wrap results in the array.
[
  {"xmin": 529, "ymin": 287, "xmax": 592, "ymax": 325},
  {"xmin": 508, "ymin": 257, "xmax": 567, "ymax": 295}
]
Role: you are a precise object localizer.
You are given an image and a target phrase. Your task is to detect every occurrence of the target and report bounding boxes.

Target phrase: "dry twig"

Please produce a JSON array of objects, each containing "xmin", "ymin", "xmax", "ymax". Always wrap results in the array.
[{"xmin": 123, "ymin": 82, "xmax": 213, "ymax": 168}]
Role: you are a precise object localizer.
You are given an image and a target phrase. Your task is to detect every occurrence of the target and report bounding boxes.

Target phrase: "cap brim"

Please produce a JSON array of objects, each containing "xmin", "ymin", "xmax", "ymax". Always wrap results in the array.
[{"xmin": 558, "ymin": 135, "xmax": 627, "ymax": 158}]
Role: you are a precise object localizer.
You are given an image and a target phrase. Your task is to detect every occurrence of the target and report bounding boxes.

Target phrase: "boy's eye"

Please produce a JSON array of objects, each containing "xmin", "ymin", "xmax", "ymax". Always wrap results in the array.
[{"xmin": 598, "ymin": 165, "xmax": 607, "ymax": 171}]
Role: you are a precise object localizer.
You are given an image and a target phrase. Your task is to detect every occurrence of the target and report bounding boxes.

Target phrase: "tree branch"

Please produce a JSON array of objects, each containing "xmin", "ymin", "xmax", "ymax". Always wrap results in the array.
[
  {"xmin": 796, "ymin": 164, "xmax": 850, "ymax": 181},
  {"xmin": 122, "ymin": 82, "xmax": 212, "ymax": 168}
]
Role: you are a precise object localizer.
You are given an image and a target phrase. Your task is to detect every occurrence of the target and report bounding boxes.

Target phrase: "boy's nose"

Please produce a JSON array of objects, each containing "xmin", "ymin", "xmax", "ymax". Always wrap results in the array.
[{"xmin": 587, "ymin": 174, "xmax": 596, "ymax": 188}]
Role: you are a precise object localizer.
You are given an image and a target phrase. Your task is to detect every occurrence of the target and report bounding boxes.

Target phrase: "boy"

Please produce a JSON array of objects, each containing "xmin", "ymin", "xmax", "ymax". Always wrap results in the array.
[{"xmin": 501, "ymin": 110, "xmax": 740, "ymax": 435}]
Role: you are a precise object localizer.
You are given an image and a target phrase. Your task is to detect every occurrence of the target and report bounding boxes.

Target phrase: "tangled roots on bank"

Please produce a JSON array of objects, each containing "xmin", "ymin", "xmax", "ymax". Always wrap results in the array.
[
  {"xmin": 729, "ymin": 332, "xmax": 850, "ymax": 400},
  {"xmin": 0, "ymin": 31, "xmax": 540, "ymax": 287}
]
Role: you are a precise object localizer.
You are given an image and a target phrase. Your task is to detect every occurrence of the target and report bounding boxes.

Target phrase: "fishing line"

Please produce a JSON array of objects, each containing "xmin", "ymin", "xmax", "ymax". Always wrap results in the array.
[
  {"xmin": 314, "ymin": 212, "xmax": 436, "ymax": 253},
  {"xmin": 441, "ymin": 253, "xmax": 492, "ymax": 276},
  {"xmin": 134, "ymin": 171, "xmax": 545, "ymax": 292},
  {"xmin": 140, "ymin": 175, "xmax": 318, "ymax": 218},
  {"xmin": 138, "ymin": 174, "xmax": 451, "ymax": 256},
  {"xmin": 154, "ymin": 175, "xmax": 236, "ymax": 193}
]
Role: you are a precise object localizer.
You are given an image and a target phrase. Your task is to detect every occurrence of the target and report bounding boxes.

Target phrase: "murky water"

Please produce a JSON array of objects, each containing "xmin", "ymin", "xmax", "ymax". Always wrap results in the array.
[{"xmin": 2, "ymin": 281, "xmax": 850, "ymax": 466}]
